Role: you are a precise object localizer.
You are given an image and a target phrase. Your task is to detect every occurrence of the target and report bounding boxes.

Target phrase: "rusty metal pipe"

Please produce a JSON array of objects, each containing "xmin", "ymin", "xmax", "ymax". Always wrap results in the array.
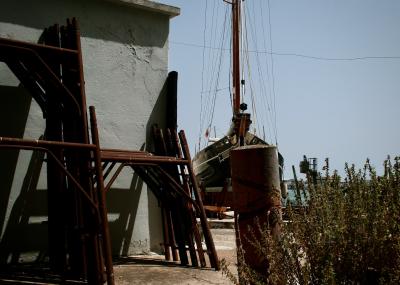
[
  {"xmin": 161, "ymin": 207, "xmax": 172, "ymax": 261},
  {"xmin": 156, "ymin": 167, "xmax": 201, "ymax": 212},
  {"xmin": 101, "ymin": 152, "xmax": 189, "ymax": 165},
  {"xmin": 172, "ymin": 129, "xmax": 206, "ymax": 267},
  {"xmin": 0, "ymin": 44, "xmax": 82, "ymax": 114},
  {"xmin": 105, "ymin": 163, "xmax": 127, "ymax": 192},
  {"xmin": 178, "ymin": 131, "xmax": 220, "ymax": 270},
  {"xmin": 71, "ymin": 18, "xmax": 90, "ymax": 145},
  {"xmin": 89, "ymin": 106, "xmax": 115, "ymax": 285},
  {"xmin": 0, "ymin": 37, "xmax": 78, "ymax": 61},
  {"xmin": 0, "ymin": 136, "xmax": 95, "ymax": 150},
  {"xmin": 101, "ymin": 148, "xmax": 149, "ymax": 155},
  {"xmin": 0, "ymin": 144, "xmax": 98, "ymax": 210}
]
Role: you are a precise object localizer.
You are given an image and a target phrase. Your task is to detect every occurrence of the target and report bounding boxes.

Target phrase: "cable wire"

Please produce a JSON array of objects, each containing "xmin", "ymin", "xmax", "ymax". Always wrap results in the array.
[{"xmin": 170, "ymin": 41, "xmax": 400, "ymax": 61}]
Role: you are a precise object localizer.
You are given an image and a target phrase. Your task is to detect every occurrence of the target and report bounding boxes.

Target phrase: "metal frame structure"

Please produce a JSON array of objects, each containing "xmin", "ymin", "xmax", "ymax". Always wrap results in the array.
[
  {"xmin": 99, "ymin": 127, "xmax": 219, "ymax": 270},
  {"xmin": 0, "ymin": 113, "xmax": 114, "ymax": 284},
  {"xmin": 0, "ymin": 18, "xmax": 218, "ymax": 284},
  {"xmin": 0, "ymin": 19, "xmax": 113, "ymax": 284}
]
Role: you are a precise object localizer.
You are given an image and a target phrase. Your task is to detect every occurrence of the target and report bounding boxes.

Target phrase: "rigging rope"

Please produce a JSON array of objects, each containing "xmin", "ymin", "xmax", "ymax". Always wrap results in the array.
[
  {"xmin": 200, "ymin": 0, "xmax": 220, "ymax": 147},
  {"xmin": 258, "ymin": 0, "xmax": 276, "ymax": 142},
  {"xmin": 205, "ymin": 7, "xmax": 229, "ymax": 145},
  {"xmin": 243, "ymin": 1, "xmax": 260, "ymax": 135},
  {"xmin": 198, "ymin": 0, "xmax": 282, "ymax": 148},
  {"xmin": 267, "ymin": 0, "xmax": 278, "ymax": 145},
  {"xmin": 199, "ymin": 0, "xmax": 209, "ymax": 152}
]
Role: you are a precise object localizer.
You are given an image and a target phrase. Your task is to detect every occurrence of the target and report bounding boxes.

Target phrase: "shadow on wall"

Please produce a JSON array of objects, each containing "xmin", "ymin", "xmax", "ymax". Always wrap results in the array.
[
  {"xmin": 0, "ymin": 85, "xmax": 32, "ymax": 238},
  {"xmin": 0, "ymin": 82, "xmax": 169, "ymax": 260},
  {"xmin": 0, "ymin": 0, "xmax": 169, "ymax": 48},
  {"xmin": 107, "ymin": 181, "xmax": 144, "ymax": 256},
  {"xmin": 0, "ymin": 84, "xmax": 49, "ymax": 264},
  {"xmin": 0, "ymin": 150, "xmax": 47, "ymax": 264},
  {"xmin": 146, "ymin": 77, "xmax": 167, "ymax": 152},
  {"xmin": 0, "ymin": 79, "xmax": 171, "ymax": 261}
]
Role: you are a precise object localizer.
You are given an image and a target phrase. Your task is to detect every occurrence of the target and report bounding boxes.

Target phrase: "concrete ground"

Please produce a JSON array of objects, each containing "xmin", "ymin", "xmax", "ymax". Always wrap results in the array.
[
  {"xmin": 0, "ymin": 225, "xmax": 238, "ymax": 284},
  {"xmin": 114, "ymin": 228, "xmax": 238, "ymax": 285}
]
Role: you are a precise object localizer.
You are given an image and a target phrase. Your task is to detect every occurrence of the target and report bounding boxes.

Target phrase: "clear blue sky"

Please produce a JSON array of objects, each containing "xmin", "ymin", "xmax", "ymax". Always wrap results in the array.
[{"xmin": 159, "ymin": 0, "xmax": 400, "ymax": 179}]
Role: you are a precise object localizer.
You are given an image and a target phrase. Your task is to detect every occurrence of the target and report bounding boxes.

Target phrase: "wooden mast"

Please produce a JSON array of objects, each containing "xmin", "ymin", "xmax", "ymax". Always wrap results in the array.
[
  {"xmin": 232, "ymin": 0, "xmax": 241, "ymax": 115},
  {"xmin": 230, "ymin": 0, "xmax": 250, "ymax": 145}
]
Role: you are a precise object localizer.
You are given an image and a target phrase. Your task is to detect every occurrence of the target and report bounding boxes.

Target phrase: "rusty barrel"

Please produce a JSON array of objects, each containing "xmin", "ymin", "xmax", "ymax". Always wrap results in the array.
[{"xmin": 231, "ymin": 145, "xmax": 282, "ymax": 282}]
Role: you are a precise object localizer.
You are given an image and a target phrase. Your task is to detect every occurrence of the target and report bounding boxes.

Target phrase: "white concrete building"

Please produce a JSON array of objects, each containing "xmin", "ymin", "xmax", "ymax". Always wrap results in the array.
[{"xmin": 0, "ymin": 0, "xmax": 180, "ymax": 262}]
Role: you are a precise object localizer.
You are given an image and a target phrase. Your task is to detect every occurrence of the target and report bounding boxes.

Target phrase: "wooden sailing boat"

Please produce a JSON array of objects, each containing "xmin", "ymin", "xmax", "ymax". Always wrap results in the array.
[{"xmin": 193, "ymin": 0, "xmax": 284, "ymax": 209}]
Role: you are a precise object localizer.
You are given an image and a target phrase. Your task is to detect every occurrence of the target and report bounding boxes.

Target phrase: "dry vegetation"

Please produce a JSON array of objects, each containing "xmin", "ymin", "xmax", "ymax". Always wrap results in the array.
[{"xmin": 222, "ymin": 157, "xmax": 400, "ymax": 285}]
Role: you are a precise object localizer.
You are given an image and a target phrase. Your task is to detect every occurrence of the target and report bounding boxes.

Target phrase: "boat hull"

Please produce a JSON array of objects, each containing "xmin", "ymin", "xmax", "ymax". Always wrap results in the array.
[{"xmin": 193, "ymin": 132, "xmax": 270, "ymax": 189}]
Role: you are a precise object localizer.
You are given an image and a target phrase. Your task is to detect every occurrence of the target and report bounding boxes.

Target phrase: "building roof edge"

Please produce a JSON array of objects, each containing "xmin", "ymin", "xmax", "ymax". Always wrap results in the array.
[{"xmin": 104, "ymin": 0, "xmax": 180, "ymax": 18}]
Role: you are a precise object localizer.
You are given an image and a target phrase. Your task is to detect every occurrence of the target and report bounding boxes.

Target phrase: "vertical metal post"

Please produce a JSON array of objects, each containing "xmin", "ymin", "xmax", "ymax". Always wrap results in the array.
[
  {"xmin": 166, "ymin": 129, "xmax": 199, "ymax": 267},
  {"xmin": 166, "ymin": 207, "xmax": 179, "ymax": 261},
  {"xmin": 71, "ymin": 18, "xmax": 90, "ymax": 144},
  {"xmin": 89, "ymin": 106, "xmax": 115, "ymax": 285},
  {"xmin": 43, "ymin": 24, "xmax": 68, "ymax": 273},
  {"xmin": 178, "ymin": 130, "xmax": 219, "ymax": 270},
  {"xmin": 61, "ymin": 19, "xmax": 90, "ymax": 279},
  {"xmin": 172, "ymin": 130, "xmax": 206, "ymax": 267},
  {"xmin": 161, "ymin": 208, "xmax": 172, "ymax": 261}
]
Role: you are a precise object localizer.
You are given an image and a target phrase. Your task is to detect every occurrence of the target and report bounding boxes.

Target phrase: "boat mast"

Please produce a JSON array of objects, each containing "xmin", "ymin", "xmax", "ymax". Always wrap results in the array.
[
  {"xmin": 225, "ymin": 0, "xmax": 250, "ymax": 145},
  {"xmin": 232, "ymin": 0, "xmax": 241, "ymax": 115}
]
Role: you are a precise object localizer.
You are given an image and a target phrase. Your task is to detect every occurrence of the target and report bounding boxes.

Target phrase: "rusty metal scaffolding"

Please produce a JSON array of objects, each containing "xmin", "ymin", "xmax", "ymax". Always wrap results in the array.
[
  {"xmin": 0, "ymin": 19, "xmax": 218, "ymax": 284},
  {"xmin": 0, "ymin": 18, "xmax": 113, "ymax": 284},
  {"xmin": 100, "ymin": 127, "xmax": 219, "ymax": 269}
]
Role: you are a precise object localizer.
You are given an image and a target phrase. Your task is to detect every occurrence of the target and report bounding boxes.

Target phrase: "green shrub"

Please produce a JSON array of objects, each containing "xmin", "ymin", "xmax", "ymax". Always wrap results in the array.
[{"xmin": 222, "ymin": 157, "xmax": 400, "ymax": 284}]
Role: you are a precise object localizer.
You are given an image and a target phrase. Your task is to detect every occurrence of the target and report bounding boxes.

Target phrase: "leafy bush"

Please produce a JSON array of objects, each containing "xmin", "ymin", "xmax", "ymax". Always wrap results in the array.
[{"xmin": 222, "ymin": 157, "xmax": 400, "ymax": 284}]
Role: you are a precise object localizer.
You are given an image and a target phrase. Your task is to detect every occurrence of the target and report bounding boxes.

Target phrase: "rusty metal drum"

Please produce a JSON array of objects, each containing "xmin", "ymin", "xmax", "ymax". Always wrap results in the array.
[
  {"xmin": 231, "ymin": 145, "xmax": 282, "ymax": 283},
  {"xmin": 231, "ymin": 145, "xmax": 281, "ymax": 214}
]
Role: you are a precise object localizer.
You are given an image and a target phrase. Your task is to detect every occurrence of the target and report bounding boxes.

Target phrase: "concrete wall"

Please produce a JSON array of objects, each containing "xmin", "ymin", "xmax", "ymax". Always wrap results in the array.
[{"xmin": 0, "ymin": 0, "xmax": 178, "ymax": 263}]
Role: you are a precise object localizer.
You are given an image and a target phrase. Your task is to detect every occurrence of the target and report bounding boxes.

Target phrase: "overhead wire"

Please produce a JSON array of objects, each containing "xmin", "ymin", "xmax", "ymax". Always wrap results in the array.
[
  {"xmin": 201, "ymin": 87, "xmax": 230, "ymax": 94},
  {"xmin": 170, "ymin": 40, "xmax": 400, "ymax": 61}
]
